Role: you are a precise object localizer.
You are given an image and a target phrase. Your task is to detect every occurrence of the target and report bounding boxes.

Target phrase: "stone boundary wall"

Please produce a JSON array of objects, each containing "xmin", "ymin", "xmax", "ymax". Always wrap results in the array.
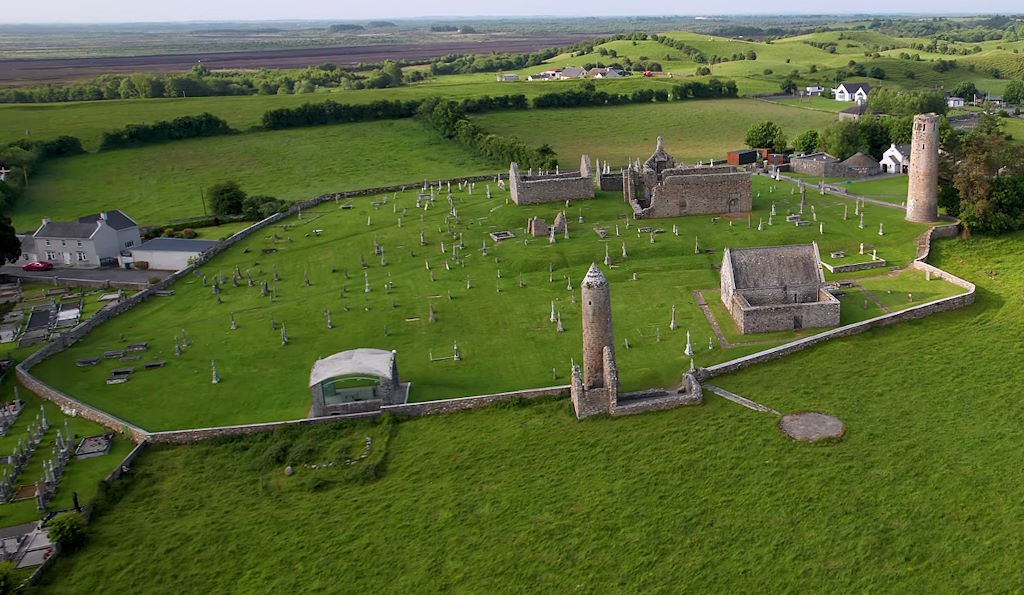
[
  {"xmin": 701, "ymin": 225, "xmax": 974, "ymax": 380},
  {"xmin": 146, "ymin": 384, "xmax": 570, "ymax": 444},
  {"xmin": 0, "ymin": 274, "xmax": 152, "ymax": 291}
]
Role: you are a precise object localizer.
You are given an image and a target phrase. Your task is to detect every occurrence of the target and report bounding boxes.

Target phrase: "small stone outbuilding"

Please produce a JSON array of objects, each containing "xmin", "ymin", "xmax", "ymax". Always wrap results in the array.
[{"xmin": 720, "ymin": 243, "xmax": 840, "ymax": 334}]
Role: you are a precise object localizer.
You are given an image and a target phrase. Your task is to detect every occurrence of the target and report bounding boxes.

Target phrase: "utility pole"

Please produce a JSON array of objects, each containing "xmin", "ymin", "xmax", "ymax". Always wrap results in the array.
[{"xmin": 200, "ymin": 185, "xmax": 208, "ymax": 216}]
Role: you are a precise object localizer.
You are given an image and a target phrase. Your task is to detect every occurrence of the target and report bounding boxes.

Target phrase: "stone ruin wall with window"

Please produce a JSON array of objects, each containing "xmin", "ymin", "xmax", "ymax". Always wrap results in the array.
[
  {"xmin": 508, "ymin": 155, "xmax": 595, "ymax": 205},
  {"xmin": 626, "ymin": 167, "xmax": 753, "ymax": 219}
]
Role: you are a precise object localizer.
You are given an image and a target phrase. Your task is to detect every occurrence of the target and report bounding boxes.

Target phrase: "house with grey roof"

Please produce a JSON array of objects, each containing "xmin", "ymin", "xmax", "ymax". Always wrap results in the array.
[
  {"xmin": 556, "ymin": 66, "xmax": 586, "ymax": 80},
  {"xmin": 834, "ymin": 82, "xmax": 871, "ymax": 103},
  {"xmin": 22, "ymin": 210, "xmax": 140, "ymax": 268}
]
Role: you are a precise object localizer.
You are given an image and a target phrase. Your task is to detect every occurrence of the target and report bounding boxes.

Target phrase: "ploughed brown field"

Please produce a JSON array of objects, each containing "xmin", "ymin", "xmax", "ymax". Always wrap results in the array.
[{"xmin": 0, "ymin": 34, "xmax": 600, "ymax": 85}]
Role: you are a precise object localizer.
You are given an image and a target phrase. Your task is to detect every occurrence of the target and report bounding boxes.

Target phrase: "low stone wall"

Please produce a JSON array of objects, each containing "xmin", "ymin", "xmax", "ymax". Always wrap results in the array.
[
  {"xmin": 598, "ymin": 173, "xmax": 623, "ymax": 191},
  {"xmin": 15, "ymin": 364, "xmax": 149, "ymax": 443},
  {"xmin": 0, "ymin": 274, "xmax": 151, "ymax": 291},
  {"xmin": 145, "ymin": 384, "xmax": 571, "ymax": 444},
  {"xmin": 821, "ymin": 259, "xmax": 888, "ymax": 273}
]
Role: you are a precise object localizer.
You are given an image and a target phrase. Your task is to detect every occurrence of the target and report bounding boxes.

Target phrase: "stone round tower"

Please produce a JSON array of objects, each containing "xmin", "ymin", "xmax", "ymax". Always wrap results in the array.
[
  {"xmin": 906, "ymin": 113, "xmax": 940, "ymax": 223},
  {"xmin": 580, "ymin": 263, "xmax": 614, "ymax": 390}
]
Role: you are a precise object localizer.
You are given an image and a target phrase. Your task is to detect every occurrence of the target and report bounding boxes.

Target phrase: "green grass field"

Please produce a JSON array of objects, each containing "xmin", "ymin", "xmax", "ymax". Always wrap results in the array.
[
  {"xmin": 473, "ymin": 99, "xmax": 836, "ymax": 165},
  {"xmin": 9, "ymin": 118, "xmax": 500, "ymax": 231},
  {"xmin": 27, "ymin": 175, "xmax": 940, "ymax": 431},
  {"xmin": 31, "ymin": 228, "xmax": 1024, "ymax": 593}
]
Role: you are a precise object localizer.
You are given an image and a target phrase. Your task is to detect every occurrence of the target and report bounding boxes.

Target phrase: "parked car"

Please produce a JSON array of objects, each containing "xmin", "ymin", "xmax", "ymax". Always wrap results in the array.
[{"xmin": 22, "ymin": 261, "xmax": 53, "ymax": 271}]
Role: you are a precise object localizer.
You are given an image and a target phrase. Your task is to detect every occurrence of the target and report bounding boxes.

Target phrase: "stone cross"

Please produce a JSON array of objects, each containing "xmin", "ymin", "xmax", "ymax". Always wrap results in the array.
[
  {"xmin": 453, "ymin": 341, "xmax": 461, "ymax": 361},
  {"xmin": 211, "ymin": 360, "xmax": 220, "ymax": 384},
  {"xmin": 878, "ymin": 222, "xmax": 884, "ymax": 236},
  {"xmin": 604, "ymin": 244, "xmax": 612, "ymax": 267},
  {"xmin": 819, "ymin": 223, "xmax": 824, "ymax": 235},
  {"xmin": 230, "ymin": 312, "xmax": 237, "ymax": 330},
  {"xmin": 556, "ymin": 312, "xmax": 564, "ymax": 333},
  {"xmin": 708, "ymin": 336, "xmax": 714, "ymax": 350},
  {"xmin": 670, "ymin": 305, "xmax": 678, "ymax": 330},
  {"xmin": 684, "ymin": 330, "xmax": 693, "ymax": 356},
  {"xmin": 694, "ymin": 236, "xmax": 699, "ymax": 254},
  {"xmin": 281, "ymin": 324, "xmax": 289, "ymax": 345}
]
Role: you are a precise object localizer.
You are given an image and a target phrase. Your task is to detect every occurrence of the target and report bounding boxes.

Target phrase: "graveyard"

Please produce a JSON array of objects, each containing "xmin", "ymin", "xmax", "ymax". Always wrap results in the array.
[{"xmin": 27, "ymin": 172, "xmax": 963, "ymax": 431}]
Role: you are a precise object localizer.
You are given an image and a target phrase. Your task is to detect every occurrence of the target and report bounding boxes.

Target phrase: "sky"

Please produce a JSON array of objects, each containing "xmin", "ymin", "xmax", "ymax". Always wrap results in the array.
[{"xmin": 5, "ymin": 1, "xmax": 1020, "ymax": 23}]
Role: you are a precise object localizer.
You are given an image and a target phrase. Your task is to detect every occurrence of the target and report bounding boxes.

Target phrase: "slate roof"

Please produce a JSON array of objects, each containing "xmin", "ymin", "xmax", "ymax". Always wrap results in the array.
[
  {"xmin": 839, "ymin": 82, "xmax": 872, "ymax": 94},
  {"xmin": 76, "ymin": 210, "xmax": 137, "ymax": 231},
  {"xmin": 726, "ymin": 244, "xmax": 823, "ymax": 290},
  {"xmin": 841, "ymin": 152, "xmax": 880, "ymax": 169},
  {"xmin": 35, "ymin": 210, "xmax": 138, "ymax": 239},
  {"xmin": 35, "ymin": 221, "xmax": 98, "ymax": 239},
  {"xmin": 134, "ymin": 238, "xmax": 219, "ymax": 252}
]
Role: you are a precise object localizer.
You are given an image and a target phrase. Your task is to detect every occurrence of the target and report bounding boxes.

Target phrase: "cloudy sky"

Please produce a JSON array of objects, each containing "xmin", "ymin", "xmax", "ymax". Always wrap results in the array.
[{"xmin": 6, "ymin": 1, "xmax": 1017, "ymax": 23}]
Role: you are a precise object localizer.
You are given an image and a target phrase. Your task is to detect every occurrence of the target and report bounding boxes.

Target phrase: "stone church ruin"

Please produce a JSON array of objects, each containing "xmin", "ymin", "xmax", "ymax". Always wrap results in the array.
[
  {"xmin": 623, "ymin": 137, "xmax": 752, "ymax": 219},
  {"xmin": 509, "ymin": 155, "xmax": 594, "ymax": 205},
  {"xmin": 720, "ymin": 243, "xmax": 840, "ymax": 334}
]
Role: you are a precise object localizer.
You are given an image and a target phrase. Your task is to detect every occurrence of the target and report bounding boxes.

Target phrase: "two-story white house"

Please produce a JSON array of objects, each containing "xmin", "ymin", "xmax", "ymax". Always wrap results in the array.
[
  {"xmin": 947, "ymin": 96, "xmax": 965, "ymax": 108},
  {"xmin": 834, "ymin": 82, "xmax": 871, "ymax": 103},
  {"xmin": 21, "ymin": 210, "xmax": 140, "ymax": 268}
]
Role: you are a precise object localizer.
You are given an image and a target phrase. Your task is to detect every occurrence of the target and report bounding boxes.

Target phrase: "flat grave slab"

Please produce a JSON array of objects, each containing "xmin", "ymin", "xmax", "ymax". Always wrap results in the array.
[
  {"xmin": 144, "ymin": 360, "xmax": 166, "ymax": 369},
  {"xmin": 779, "ymin": 412, "xmax": 845, "ymax": 443},
  {"xmin": 76, "ymin": 358, "xmax": 100, "ymax": 367},
  {"xmin": 98, "ymin": 293, "xmax": 120, "ymax": 302}
]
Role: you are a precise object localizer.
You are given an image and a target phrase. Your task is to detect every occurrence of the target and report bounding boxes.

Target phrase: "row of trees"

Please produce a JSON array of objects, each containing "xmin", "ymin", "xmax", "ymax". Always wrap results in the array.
[
  {"xmin": 417, "ymin": 98, "xmax": 557, "ymax": 171},
  {"xmin": 533, "ymin": 83, "xmax": 670, "ymax": 108},
  {"xmin": 0, "ymin": 61, "xmax": 411, "ymax": 104},
  {"xmin": 260, "ymin": 93, "xmax": 530, "ymax": 130},
  {"xmin": 98, "ymin": 113, "xmax": 234, "ymax": 151}
]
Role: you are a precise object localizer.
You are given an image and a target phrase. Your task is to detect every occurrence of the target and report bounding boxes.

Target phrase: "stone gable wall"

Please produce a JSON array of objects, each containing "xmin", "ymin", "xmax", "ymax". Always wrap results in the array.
[{"xmin": 637, "ymin": 172, "xmax": 752, "ymax": 218}]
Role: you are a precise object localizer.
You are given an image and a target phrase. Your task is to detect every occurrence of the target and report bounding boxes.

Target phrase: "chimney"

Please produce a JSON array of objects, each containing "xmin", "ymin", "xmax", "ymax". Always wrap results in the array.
[
  {"xmin": 41, "ymin": 218, "xmax": 50, "ymax": 226},
  {"xmin": 99, "ymin": 211, "xmax": 108, "ymax": 220}
]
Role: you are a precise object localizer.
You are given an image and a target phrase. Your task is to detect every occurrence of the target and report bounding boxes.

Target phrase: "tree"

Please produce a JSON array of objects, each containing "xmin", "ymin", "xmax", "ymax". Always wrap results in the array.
[
  {"xmin": 952, "ymin": 81, "xmax": 979, "ymax": 101},
  {"xmin": 818, "ymin": 120, "xmax": 862, "ymax": 160},
  {"xmin": 780, "ymin": 78, "xmax": 797, "ymax": 94},
  {"xmin": 1004, "ymin": 80, "xmax": 1024, "ymax": 105},
  {"xmin": 0, "ymin": 215, "xmax": 20, "ymax": 264},
  {"xmin": 0, "ymin": 561, "xmax": 14, "ymax": 595},
  {"xmin": 744, "ymin": 120, "xmax": 787, "ymax": 152},
  {"xmin": 207, "ymin": 181, "xmax": 246, "ymax": 216},
  {"xmin": 381, "ymin": 60, "xmax": 404, "ymax": 87},
  {"xmin": 869, "ymin": 66, "xmax": 886, "ymax": 79},
  {"xmin": 793, "ymin": 129, "xmax": 820, "ymax": 154},
  {"xmin": 46, "ymin": 512, "xmax": 87, "ymax": 552}
]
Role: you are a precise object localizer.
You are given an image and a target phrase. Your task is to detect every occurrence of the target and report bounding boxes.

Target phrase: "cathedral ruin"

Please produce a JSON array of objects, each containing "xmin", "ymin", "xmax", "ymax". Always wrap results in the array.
[{"xmin": 623, "ymin": 137, "xmax": 753, "ymax": 219}]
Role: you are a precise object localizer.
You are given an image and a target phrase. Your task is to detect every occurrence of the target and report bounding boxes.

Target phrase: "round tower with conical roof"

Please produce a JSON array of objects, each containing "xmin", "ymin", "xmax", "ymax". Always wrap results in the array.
[
  {"xmin": 580, "ymin": 263, "xmax": 614, "ymax": 390},
  {"xmin": 906, "ymin": 113, "xmax": 940, "ymax": 223}
]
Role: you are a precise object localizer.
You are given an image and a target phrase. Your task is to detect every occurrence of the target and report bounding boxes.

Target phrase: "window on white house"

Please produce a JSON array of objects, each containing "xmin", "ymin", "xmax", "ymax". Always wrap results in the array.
[
  {"xmin": 45, "ymin": 251, "xmax": 56, "ymax": 260},
  {"xmin": 45, "ymin": 240, "xmax": 51, "ymax": 246},
  {"xmin": 77, "ymin": 241, "xmax": 82, "ymax": 247},
  {"xmin": 124, "ymin": 241, "xmax": 134, "ymax": 248},
  {"xmin": 77, "ymin": 252, "xmax": 88, "ymax": 262}
]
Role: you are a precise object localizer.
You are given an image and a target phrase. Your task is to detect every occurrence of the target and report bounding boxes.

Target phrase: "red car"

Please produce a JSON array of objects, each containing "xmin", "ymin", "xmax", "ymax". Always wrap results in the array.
[{"xmin": 22, "ymin": 261, "xmax": 53, "ymax": 271}]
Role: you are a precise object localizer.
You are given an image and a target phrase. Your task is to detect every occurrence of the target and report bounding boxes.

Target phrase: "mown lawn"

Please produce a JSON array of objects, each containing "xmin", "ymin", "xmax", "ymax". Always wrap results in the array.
[
  {"xmin": 32, "ymin": 229, "xmax": 1024, "ymax": 593},
  {"xmin": 29, "ymin": 175, "xmax": 933, "ymax": 431}
]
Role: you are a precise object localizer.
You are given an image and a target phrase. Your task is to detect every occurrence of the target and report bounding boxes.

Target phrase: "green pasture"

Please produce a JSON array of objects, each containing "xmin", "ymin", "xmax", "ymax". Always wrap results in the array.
[
  {"xmin": 845, "ymin": 175, "xmax": 909, "ymax": 204},
  {"xmin": 29, "ymin": 175, "xmax": 937, "ymax": 431},
  {"xmin": 473, "ymin": 99, "xmax": 836, "ymax": 165},
  {"xmin": 9, "ymin": 118, "xmax": 499, "ymax": 231},
  {"xmin": 33, "ymin": 228, "xmax": 1024, "ymax": 593}
]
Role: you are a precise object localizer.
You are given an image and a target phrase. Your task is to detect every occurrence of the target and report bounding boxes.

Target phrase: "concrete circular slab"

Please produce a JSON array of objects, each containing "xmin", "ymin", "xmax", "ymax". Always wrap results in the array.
[{"xmin": 779, "ymin": 412, "xmax": 845, "ymax": 443}]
